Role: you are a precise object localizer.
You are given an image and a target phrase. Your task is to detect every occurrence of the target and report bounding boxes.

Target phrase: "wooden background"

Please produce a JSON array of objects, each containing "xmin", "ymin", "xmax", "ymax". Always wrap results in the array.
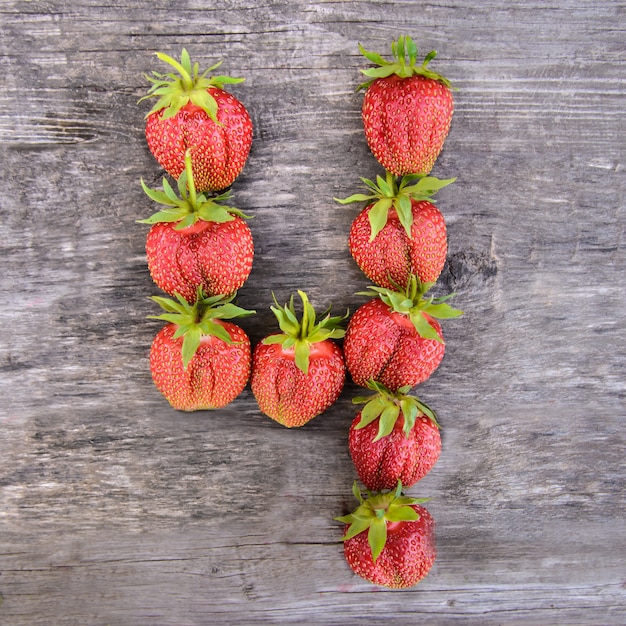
[{"xmin": 0, "ymin": 1, "xmax": 624, "ymax": 624}]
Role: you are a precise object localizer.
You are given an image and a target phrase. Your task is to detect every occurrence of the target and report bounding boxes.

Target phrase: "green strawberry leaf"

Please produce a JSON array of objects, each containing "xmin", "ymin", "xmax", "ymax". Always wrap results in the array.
[
  {"xmin": 334, "ymin": 193, "xmax": 376, "ymax": 205},
  {"xmin": 283, "ymin": 296, "xmax": 300, "ymax": 325},
  {"xmin": 173, "ymin": 213, "xmax": 198, "ymax": 230},
  {"xmin": 181, "ymin": 326, "xmax": 202, "ymax": 369},
  {"xmin": 270, "ymin": 305, "xmax": 299, "ymax": 336},
  {"xmin": 192, "ymin": 89, "xmax": 219, "ymax": 122},
  {"xmin": 376, "ymin": 174, "xmax": 394, "ymax": 197},
  {"xmin": 203, "ymin": 59, "xmax": 224, "ymax": 74},
  {"xmin": 356, "ymin": 398, "xmax": 386, "ymax": 428},
  {"xmin": 149, "ymin": 295, "xmax": 185, "ymax": 314},
  {"xmin": 211, "ymin": 74, "xmax": 245, "ymax": 86},
  {"xmin": 199, "ymin": 319, "xmax": 234, "ymax": 345},
  {"xmin": 197, "ymin": 203, "xmax": 236, "ymax": 223},
  {"xmin": 424, "ymin": 49, "xmax": 438, "ymax": 65},
  {"xmin": 361, "ymin": 64, "xmax": 399, "ymax": 79},
  {"xmin": 368, "ymin": 518, "xmax": 388, "ymax": 563},
  {"xmin": 352, "ymin": 480, "xmax": 364, "ymax": 504},
  {"xmin": 385, "ymin": 504, "xmax": 419, "ymax": 523},
  {"xmin": 140, "ymin": 179, "xmax": 179, "ymax": 206},
  {"xmin": 339, "ymin": 516, "xmax": 371, "ymax": 542},
  {"xmin": 138, "ymin": 209, "xmax": 188, "ymax": 225},
  {"xmin": 400, "ymin": 398, "xmax": 419, "ymax": 437},
  {"xmin": 374, "ymin": 404, "xmax": 401, "ymax": 441},
  {"xmin": 405, "ymin": 36, "xmax": 418, "ymax": 66},
  {"xmin": 210, "ymin": 303, "xmax": 255, "ymax": 320},
  {"xmin": 402, "ymin": 175, "xmax": 456, "ymax": 197},
  {"xmin": 415, "ymin": 399, "xmax": 439, "ymax": 427},
  {"xmin": 262, "ymin": 333, "xmax": 289, "ymax": 345},
  {"xmin": 358, "ymin": 44, "xmax": 389, "ymax": 68},
  {"xmin": 161, "ymin": 93, "xmax": 187, "ymax": 120},
  {"xmin": 368, "ymin": 197, "xmax": 393, "ymax": 241},
  {"xmin": 409, "ymin": 311, "xmax": 443, "ymax": 342},
  {"xmin": 282, "ymin": 336, "xmax": 296, "ymax": 350},
  {"xmin": 394, "ymin": 195, "xmax": 414, "ymax": 237},
  {"xmin": 148, "ymin": 312, "xmax": 182, "ymax": 325},
  {"xmin": 294, "ymin": 340, "xmax": 311, "ymax": 374},
  {"xmin": 422, "ymin": 301, "xmax": 464, "ymax": 319},
  {"xmin": 162, "ymin": 177, "xmax": 181, "ymax": 204},
  {"xmin": 177, "ymin": 168, "xmax": 189, "ymax": 197}
]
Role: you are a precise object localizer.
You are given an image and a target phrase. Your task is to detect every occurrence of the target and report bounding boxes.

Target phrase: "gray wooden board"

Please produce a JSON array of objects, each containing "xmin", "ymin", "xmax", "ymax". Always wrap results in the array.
[{"xmin": 0, "ymin": 1, "xmax": 624, "ymax": 624}]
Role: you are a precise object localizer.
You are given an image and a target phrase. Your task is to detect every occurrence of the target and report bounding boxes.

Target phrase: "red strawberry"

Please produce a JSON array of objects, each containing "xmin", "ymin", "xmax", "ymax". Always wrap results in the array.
[
  {"xmin": 251, "ymin": 291, "xmax": 347, "ymax": 427},
  {"xmin": 149, "ymin": 290, "xmax": 255, "ymax": 411},
  {"xmin": 336, "ymin": 172, "xmax": 454, "ymax": 289},
  {"xmin": 139, "ymin": 150, "xmax": 253, "ymax": 302},
  {"xmin": 349, "ymin": 381, "xmax": 441, "ymax": 490},
  {"xmin": 359, "ymin": 36, "xmax": 454, "ymax": 176},
  {"xmin": 343, "ymin": 276, "xmax": 462, "ymax": 390},
  {"xmin": 336, "ymin": 481, "xmax": 436, "ymax": 589},
  {"xmin": 141, "ymin": 48, "xmax": 252, "ymax": 192}
]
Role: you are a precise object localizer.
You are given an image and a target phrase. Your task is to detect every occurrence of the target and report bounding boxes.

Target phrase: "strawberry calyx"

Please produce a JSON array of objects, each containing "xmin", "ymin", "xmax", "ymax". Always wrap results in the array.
[
  {"xmin": 353, "ymin": 380, "xmax": 439, "ymax": 441},
  {"xmin": 359, "ymin": 275, "xmax": 463, "ymax": 343},
  {"xmin": 335, "ymin": 171, "xmax": 454, "ymax": 240},
  {"xmin": 358, "ymin": 35, "xmax": 452, "ymax": 91},
  {"xmin": 138, "ymin": 150, "xmax": 251, "ymax": 230},
  {"xmin": 262, "ymin": 290, "xmax": 348, "ymax": 375},
  {"xmin": 335, "ymin": 481, "xmax": 429, "ymax": 562},
  {"xmin": 149, "ymin": 287, "xmax": 255, "ymax": 369},
  {"xmin": 139, "ymin": 48, "xmax": 245, "ymax": 122}
]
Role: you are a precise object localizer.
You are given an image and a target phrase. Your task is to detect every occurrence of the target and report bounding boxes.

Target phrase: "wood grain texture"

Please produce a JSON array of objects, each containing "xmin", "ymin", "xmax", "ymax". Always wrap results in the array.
[{"xmin": 0, "ymin": 1, "xmax": 624, "ymax": 624}]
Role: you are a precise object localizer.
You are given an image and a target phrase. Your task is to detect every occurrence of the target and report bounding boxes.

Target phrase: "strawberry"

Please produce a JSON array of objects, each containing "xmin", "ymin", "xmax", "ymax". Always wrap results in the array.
[
  {"xmin": 141, "ymin": 48, "xmax": 253, "ymax": 192},
  {"xmin": 139, "ymin": 150, "xmax": 253, "ymax": 302},
  {"xmin": 343, "ymin": 276, "xmax": 462, "ymax": 390},
  {"xmin": 336, "ymin": 172, "xmax": 454, "ymax": 289},
  {"xmin": 336, "ymin": 481, "xmax": 436, "ymax": 589},
  {"xmin": 250, "ymin": 291, "xmax": 347, "ymax": 427},
  {"xmin": 150, "ymin": 288, "xmax": 255, "ymax": 411},
  {"xmin": 349, "ymin": 381, "xmax": 441, "ymax": 490},
  {"xmin": 148, "ymin": 289, "xmax": 255, "ymax": 411},
  {"xmin": 359, "ymin": 35, "xmax": 454, "ymax": 176}
]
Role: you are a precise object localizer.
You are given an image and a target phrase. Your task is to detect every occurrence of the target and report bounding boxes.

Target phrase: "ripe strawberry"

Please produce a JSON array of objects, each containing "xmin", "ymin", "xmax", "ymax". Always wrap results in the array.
[
  {"xmin": 349, "ymin": 381, "xmax": 441, "ymax": 490},
  {"xmin": 149, "ymin": 289, "xmax": 255, "ymax": 411},
  {"xmin": 251, "ymin": 291, "xmax": 347, "ymax": 427},
  {"xmin": 141, "ymin": 48, "xmax": 252, "ymax": 192},
  {"xmin": 359, "ymin": 35, "xmax": 454, "ymax": 176},
  {"xmin": 139, "ymin": 150, "xmax": 253, "ymax": 302},
  {"xmin": 336, "ymin": 172, "xmax": 454, "ymax": 289},
  {"xmin": 336, "ymin": 481, "xmax": 436, "ymax": 589},
  {"xmin": 343, "ymin": 276, "xmax": 462, "ymax": 390}
]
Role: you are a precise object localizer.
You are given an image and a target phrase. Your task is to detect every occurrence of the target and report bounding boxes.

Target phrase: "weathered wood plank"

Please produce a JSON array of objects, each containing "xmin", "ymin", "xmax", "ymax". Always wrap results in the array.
[{"xmin": 0, "ymin": 0, "xmax": 624, "ymax": 623}]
